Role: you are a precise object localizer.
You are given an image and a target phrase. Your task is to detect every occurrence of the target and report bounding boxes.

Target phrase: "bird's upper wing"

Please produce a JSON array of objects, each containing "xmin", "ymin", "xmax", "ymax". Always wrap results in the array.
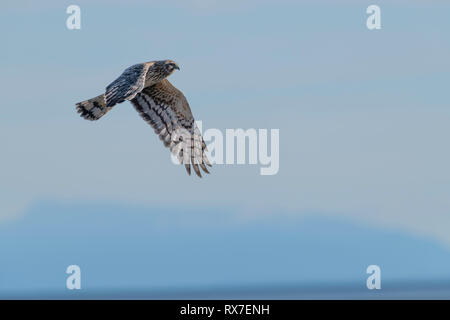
[
  {"xmin": 104, "ymin": 63, "xmax": 151, "ymax": 108},
  {"xmin": 130, "ymin": 79, "xmax": 211, "ymax": 177}
]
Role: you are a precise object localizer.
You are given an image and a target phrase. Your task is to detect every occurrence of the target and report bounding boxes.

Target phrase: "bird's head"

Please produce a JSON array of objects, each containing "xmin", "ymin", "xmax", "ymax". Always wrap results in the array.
[
  {"xmin": 164, "ymin": 60, "xmax": 180, "ymax": 73},
  {"xmin": 148, "ymin": 60, "xmax": 180, "ymax": 82},
  {"xmin": 152, "ymin": 60, "xmax": 180, "ymax": 78}
]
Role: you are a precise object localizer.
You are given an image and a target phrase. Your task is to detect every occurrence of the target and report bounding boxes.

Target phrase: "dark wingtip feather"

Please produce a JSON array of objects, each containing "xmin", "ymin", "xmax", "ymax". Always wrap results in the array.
[
  {"xmin": 203, "ymin": 155, "xmax": 212, "ymax": 167},
  {"xmin": 192, "ymin": 163, "xmax": 202, "ymax": 178},
  {"xmin": 200, "ymin": 163, "xmax": 210, "ymax": 174},
  {"xmin": 185, "ymin": 164, "xmax": 191, "ymax": 176}
]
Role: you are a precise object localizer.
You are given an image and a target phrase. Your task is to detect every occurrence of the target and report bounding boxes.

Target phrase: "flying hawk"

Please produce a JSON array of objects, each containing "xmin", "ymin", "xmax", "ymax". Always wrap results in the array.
[{"xmin": 75, "ymin": 60, "xmax": 211, "ymax": 177}]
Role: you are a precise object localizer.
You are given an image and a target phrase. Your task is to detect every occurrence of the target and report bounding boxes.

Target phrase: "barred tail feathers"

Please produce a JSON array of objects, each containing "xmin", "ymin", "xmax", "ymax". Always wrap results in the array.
[{"xmin": 76, "ymin": 94, "xmax": 112, "ymax": 121}]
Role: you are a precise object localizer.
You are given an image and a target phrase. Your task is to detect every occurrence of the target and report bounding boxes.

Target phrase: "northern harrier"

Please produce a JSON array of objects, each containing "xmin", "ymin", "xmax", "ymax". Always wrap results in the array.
[{"xmin": 76, "ymin": 60, "xmax": 211, "ymax": 177}]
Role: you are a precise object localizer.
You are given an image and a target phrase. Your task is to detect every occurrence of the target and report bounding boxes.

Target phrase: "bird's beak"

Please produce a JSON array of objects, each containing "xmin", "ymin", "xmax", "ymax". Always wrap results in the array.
[{"xmin": 175, "ymin": 65, "xmax": 180, "ymax": 70}]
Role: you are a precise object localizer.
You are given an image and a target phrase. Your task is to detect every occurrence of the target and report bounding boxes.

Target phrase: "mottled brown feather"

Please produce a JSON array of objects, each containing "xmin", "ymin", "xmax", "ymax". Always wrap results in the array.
[{"xmin": 131, "ymin": 79, "xmax": 211, "ymax": 177}]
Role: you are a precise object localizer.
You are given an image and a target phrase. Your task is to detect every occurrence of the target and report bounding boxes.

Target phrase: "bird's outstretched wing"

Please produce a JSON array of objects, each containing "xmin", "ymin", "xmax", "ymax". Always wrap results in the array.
[
  {"xmin": 104, "ymin": 63, "xmax": 151, "ymax": 108},
  {"xmin": 130, "ymin": 79, "xmax": 211, "ymax": 177}
]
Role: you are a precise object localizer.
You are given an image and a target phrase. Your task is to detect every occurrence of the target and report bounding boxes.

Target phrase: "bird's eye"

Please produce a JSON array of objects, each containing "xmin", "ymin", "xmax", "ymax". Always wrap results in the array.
[{"xmin": 165, "ymin": 63, "xmax": 179, "ymax": 72}]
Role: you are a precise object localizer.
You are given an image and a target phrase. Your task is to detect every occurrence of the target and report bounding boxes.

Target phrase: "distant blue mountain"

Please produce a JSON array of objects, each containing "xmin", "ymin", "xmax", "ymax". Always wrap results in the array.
[{"xmin": 1, "ymin": 202, "xmax": 450, "ymax": 299}]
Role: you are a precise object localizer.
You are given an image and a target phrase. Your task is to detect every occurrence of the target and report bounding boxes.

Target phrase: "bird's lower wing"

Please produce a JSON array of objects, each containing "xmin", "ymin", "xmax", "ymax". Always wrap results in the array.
[
  {"xmin": 130, "ymin": 80, "xmax": 211, "ymax": 177},
  {"xmin": 104, "ymin": 63, "xmax": 150, "ymax": 108}
]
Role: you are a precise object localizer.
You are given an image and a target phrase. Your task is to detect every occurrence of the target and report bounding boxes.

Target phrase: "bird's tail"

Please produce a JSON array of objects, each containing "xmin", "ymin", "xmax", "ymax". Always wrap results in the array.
[{"xmin": 75, "ymin": 94, "xmax": 112, "ymax": 121}]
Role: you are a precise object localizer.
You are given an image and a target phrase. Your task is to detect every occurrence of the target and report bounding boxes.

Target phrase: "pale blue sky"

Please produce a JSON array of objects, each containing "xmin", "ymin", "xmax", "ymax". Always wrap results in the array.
[{"xmin": 1, "ymin": 0, "xmax": 450, "ymax": 296}]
